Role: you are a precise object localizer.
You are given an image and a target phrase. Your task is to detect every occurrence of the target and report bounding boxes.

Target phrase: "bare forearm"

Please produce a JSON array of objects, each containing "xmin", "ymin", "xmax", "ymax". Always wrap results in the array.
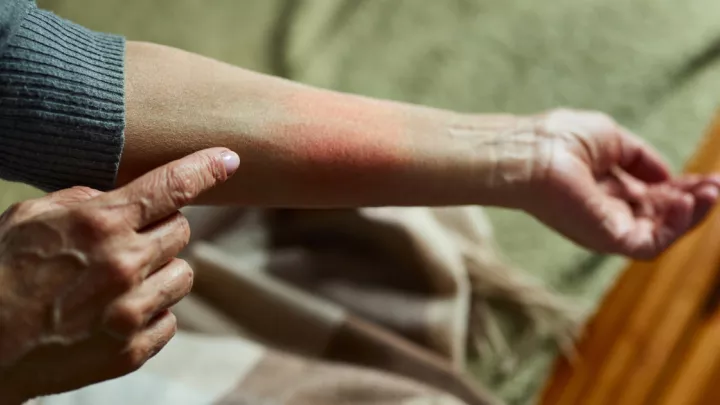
[{"xmin": 121, "ymin": 42, "xmax": 524, "ymax": 207}]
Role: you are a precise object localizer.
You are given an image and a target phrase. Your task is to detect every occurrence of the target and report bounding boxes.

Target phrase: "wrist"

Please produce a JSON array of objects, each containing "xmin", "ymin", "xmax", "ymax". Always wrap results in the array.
[{"xmin": 418, "ymin": 111, "xmax": 543, "ymax": 208}]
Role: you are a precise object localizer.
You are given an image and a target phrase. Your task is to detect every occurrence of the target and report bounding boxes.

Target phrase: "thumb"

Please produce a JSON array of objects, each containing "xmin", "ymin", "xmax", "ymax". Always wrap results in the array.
[{"xmin": 95, "ymin": 148, "xmax": 240, "ymax": 230}]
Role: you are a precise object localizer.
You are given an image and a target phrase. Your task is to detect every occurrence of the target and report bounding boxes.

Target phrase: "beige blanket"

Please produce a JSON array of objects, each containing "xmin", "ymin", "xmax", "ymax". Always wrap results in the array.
[{"xmin": 35, "ymin": 207, "xmax": 582, "ymax": 405}]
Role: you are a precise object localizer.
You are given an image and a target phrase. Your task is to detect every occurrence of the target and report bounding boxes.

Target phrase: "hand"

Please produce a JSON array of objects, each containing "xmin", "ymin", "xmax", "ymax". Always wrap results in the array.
[
  {"xmin": 515, "ymin": 109, "xmax": 719, "ymax": 259},
  {"xmin": 0, "ymin": 147, "xmax": 240, "ymax": 402}
]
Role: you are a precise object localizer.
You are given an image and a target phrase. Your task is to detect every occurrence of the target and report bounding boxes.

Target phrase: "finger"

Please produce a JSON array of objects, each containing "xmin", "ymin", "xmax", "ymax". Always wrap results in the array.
[
  {"xmin": 614, "ymin": 217, "xmax": 653, "ymax": 260},
  {"xmin": 652, "ymin": 175, "xmax": 719, "ymax": 229},
  {"xmin": 670, "ymin": 174, "xmax": 720, "ymax": 192},
  {"xmin": 126, "ymin": 310, "xmax": 177, "ymax": 364},
  {"xmin": 95, "ymin": 148, "xmax": 240, "ymax": 230},
  {"xmin": 617, "ymin": 128, "xmax": 672, "ymax": 183},
  {"xmin": 103, "ymin": 311, "xmax": 177, "ymax": 381},
  {"xmin": 689, "ymin": 184, "xmax": 719, "ymax": 229},
  {"xmin": 625, "ymin": 191, "xmax": 693, "ymax": 260},
  {"xmin": 601, "ymin": 187, "xmax": 693, "ymax": 260},
  {"xmin": 707, "ymin": 174, "xmax": 720, "ymax": 188},
  {"xmin": 103, "ymin": 259, "xmax": 193, "ymax": 337},
  {"xmin": 10, "ymin": 311, "xmax": 177, "ymax": 397},
  {"xmin": 656, "ymin": 191, "xmax": 694, "ymax": 249},
  {"xmin": 140, "ymin": 212, "xmax": 191, "ymax": 273}
]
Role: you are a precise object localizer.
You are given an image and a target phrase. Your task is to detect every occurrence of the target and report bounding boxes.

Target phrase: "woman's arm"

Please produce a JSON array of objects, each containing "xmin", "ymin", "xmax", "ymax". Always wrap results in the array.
[
  {"xmin": 122, "ymin": 42, "xmax": 523, "ymax": 208},
  {"xmin": 120, "ymin": 43, "xmax": 720, "ymax": 261}
]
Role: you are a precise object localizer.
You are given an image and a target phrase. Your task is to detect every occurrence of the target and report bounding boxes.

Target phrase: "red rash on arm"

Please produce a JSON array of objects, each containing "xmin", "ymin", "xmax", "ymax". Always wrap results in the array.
[
  {"xmin": 120, "ymin": 42, "xmax": 489, "ymax": 207},
  {"xmin": 273, "ymin": 88, "xmax": 412, "ymax": 182}
]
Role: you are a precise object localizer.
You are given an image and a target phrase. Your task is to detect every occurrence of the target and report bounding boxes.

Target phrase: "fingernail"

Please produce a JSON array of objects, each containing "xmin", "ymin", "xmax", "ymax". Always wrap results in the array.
[{"xmin": 221, "ymin": 150, "xmax": 240, "ymax": 176}]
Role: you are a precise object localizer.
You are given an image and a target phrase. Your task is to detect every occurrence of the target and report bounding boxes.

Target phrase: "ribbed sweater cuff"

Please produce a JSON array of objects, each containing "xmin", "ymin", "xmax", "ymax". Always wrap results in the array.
[{"xmin": 0, "ymin": 6, "xmax": 125, "ymax": 192}]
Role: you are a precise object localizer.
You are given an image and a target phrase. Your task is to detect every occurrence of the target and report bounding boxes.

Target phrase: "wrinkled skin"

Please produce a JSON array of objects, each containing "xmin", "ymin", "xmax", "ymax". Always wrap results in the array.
[
  {"xmin": 518, "ymin": 109, "xmax": 720, "ymax": 259},
  {"xmin": 0, "ymin": 148, "xmax": 238, "ymax": 403}
]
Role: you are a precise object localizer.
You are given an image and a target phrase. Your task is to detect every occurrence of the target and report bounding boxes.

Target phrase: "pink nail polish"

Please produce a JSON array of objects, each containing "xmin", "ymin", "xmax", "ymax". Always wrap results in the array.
[{"xmin": 221, "ymin": 151, "xmax": 240, "ymax": 175}]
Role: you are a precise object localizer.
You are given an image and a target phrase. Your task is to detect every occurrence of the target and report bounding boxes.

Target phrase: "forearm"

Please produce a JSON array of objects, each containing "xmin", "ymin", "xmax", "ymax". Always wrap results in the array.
[{"xmin": 121, "ymin": 42, "xmax": 528, "ymax": 207}]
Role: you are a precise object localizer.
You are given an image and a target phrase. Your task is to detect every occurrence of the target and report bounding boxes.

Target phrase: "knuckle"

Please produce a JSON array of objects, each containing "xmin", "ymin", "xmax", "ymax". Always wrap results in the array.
[
  {"xmin": 0, "ymin": 203, "xmax": 22, "ymax": 223},
  {"xmin": 10, "ymin": 200, "xmax": 42, "ymax": 219},
  {"xmin": 72, "ymin": 208, "xmax": 117, "ymax": 234},
  {"xmin": 204, "ymin": 153, "xmax": 226, "ymax": 182},
  {"xmin": 118, "ymin": 314, "xmax": 177, "ymax": 372},
  {"xmin": 119, "ymin": 343, "xmax": 152, "ymax": 373},
  {"xmin": 194, "ymin": 152, "xmax": 225, "ymax": 183},
  {"xmin": 9, "ymin": 201, "xmax": 29, "ymax": 215},
  {"xmin": 166, "ymin": 165, "xmax": 200, "ymax": 205},
  {"xmin": 2, "ymin": 202, "xmax": 22, "ymax": 215},
  {"xmin": 107, "ymin": 255, "xmax": 142, "ymax": 288},
  {"xmin": 164, "ymin": 154, "xmax": 223, "ymax": 203},
  {"xmin": 107, "ymin": 303, "xmax": 146, "ymax": 335}
]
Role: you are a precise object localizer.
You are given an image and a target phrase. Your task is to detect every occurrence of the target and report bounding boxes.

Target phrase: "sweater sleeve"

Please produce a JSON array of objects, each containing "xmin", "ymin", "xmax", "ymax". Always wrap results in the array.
[{"xmin": 0, "ymin": 2, "xmax": 125, "ymax": 192}]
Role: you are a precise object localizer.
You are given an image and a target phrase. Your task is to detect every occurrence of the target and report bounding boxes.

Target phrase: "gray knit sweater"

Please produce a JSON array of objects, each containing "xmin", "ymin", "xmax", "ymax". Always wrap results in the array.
[{"xmin": 0, "ymin": 0, "xmax": 125, "ymax": 191}]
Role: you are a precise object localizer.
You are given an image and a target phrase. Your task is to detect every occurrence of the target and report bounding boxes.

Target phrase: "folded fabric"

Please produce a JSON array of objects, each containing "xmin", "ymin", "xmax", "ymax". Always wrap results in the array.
[
  {"xmin": 37, "ymin": 206, "xmax": 581, "ymax": 405},
  {"xmin": 37, "ymin": 332, "xmax": 470, "ymax": 405},
  {"xmin": 39, "ymin": 207, "xmax": 581, "ymax": 405}
]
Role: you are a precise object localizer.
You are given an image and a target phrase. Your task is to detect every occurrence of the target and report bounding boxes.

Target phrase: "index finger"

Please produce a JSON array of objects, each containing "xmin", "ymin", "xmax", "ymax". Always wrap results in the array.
[{"xmin": 97, "ymin": 148, "xmax": 240, "ymax": 229}]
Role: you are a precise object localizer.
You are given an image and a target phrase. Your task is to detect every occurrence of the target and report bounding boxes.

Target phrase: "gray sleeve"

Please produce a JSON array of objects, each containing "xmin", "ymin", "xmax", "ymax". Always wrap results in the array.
[{"xmin": 0, "ymin": 4, "xmax": 125, "ymax": 192}]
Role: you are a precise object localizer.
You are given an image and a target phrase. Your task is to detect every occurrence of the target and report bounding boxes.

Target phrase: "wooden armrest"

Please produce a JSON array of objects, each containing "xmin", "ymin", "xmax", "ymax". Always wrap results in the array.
[{"xmin": 540, "ymin": 112, "xmax": 720, "ymax": 405}]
